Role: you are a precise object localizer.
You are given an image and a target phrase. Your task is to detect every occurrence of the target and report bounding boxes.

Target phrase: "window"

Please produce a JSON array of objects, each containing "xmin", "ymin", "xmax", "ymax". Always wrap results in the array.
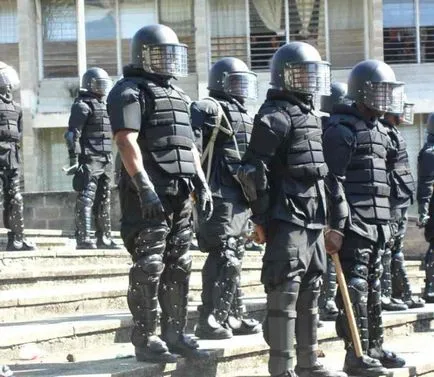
[
  {"xmin": 159, "ymin": 0, "xmax": 196, "ymax": 73},
  {"xmin": 0, "ymin": 0, "xmax": 19, "ymax": 72},
  {"xmin": 85, "ymin": 0, "xmax": 117, "ymax": 75},
  {"xmin": 328, "ymin": 0, "xmax": 365, "ymax": 68},
  {"xmin": 41, "ymin": 0, "xmax": 78, "ymax": 77},
  {"xmin": 420, "ymin": 0, "xmax": 434, "ymax": 62},
  {"xmin": 210, "ymin": 0, "xmax": 248, "ymax": 65},
  {"xmin": 383, "ymin": 0, "xmax": 417, "ymax": 64},
  {"xmin": 119, "ymin": 0, "xmax": 157, "ymax": 67}
]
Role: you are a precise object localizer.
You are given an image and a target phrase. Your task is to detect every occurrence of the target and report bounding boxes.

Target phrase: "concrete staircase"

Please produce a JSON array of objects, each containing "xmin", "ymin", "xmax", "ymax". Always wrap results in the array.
[{"xmin": 0, "ymin": 229, "xmax": 433, "ymax": 377}]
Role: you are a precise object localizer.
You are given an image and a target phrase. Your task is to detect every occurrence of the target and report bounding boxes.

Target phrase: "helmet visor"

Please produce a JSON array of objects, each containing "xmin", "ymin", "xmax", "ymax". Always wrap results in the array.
[
  {"xmin": 144, "ymin": 44, "xmax": 188, "ymax": 78},
  {"xmin": 401, "ymin": 102, "xmax": 415, "ymax": 125},
  {"xmin": 363, "ymin": 81, "xmax": 404, "ymax": 113},
  {"xmin": 90, "ymin": 78, "xmax": 113, "ymax": 96},
  {"xmin": 0, "ymin": 65, "xmax": 20, "ymax": 91},
  {"xmin": 223, "ymin": 71, "xmax": 258, "ymax": 100},
  {"xmin": 283, "ymin": 62, "xmax": 331, "ymax": 96}
]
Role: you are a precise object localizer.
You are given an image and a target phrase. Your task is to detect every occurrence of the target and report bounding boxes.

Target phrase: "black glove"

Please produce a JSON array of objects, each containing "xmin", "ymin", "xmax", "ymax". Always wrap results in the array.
[
  {"xmin": 131, "ymin": 171, "xmax": 165, "ymax": 220},
  {"xmin": 192, "ymin": 175, "xmax": 213, "ymax": 221}
]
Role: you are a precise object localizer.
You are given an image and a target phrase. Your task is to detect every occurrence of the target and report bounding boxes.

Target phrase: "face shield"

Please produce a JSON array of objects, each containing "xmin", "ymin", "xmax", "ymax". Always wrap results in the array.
[
  {"xmin": 142, "ymin": 44, "xmax": 188, "ymax": 78},
  {"xmin": 223, "ymin": 71, "xmax": 258, "ymax": 100},
  {"xmin": 363, "ymin": 81, "xmax": 404, "ymax": 113},
  {"xmin": 0, "ymin": 65, "xmax": 20, "ymax": 91},
  {"xmin": 90, "ymin": 77, "xmax": 113, "ymax": 96},
  {"xmin": 283, "ymin": 61, "xmax": 331, "ymax": 96}
]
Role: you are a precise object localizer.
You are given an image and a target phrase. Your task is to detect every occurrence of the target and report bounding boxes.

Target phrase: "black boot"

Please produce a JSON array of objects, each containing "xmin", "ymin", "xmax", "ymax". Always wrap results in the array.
[
  {"xmin": 96, "ymin": 232, "xmax": 122, "ymax": 249},
  {"xmin": 159, "ymin": 235, "xmax": 209, "ymax": 359},
  {"xmin": 134, "ymin": 333, "xmax": 178, "ymax": 363},
  {"xmin": 6, "ymin": 232, "xmax": 36, "ymax": 251},
  {"xmin": 195, "ymin": 305, "xmax": 233, "ymax": 339},
  {"xmin": 226, "ymin": 276, "xmax": 261, "ymax": 336},
  {"xmin": 295, "ymin": 361, "xmax": 347, "ymax": 377},
  {"xmin": 424, "ymin": 279, "xmax": 434, "ymax": 303},
  {"xmin": 343, "ymin": 349, "xmax": 390, "ymax": 377},
  {"xmin": 381, "ymin": 248, "xmax": 408, "ymax": 311},
  {"xmin": 368, "ymin": 347, "xmax": 405, "ymax": 369},
  {"xmin": 391, "ymin": 250, "xmax": 424, "ymax": 309},
  {"xmin": 75, "ymin": 196, "xmax": 96, "ymax": 249}
]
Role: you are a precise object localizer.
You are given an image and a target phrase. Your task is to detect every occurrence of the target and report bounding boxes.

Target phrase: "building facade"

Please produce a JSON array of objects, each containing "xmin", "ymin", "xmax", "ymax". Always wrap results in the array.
[{"xmin": 1, "ymin": 0, "xmax": 433, "ymax": 211}]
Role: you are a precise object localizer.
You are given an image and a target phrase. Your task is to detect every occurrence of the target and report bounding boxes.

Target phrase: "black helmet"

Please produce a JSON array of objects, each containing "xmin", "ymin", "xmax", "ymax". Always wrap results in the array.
[
  {"xmin": 385, "ymin": 93, "xmax": 415, "ymax": 125},
  {"xmin": 0, "ymin": 61, "xmax": 20, "ymax": 91},
  {"xmin": 81, "ymin": 67, "xmax": 112, "ymax": 96},
  {"xmin": 427, "ymin": 113, "xmax": 434, "ymax": 135},
  {"xmin": 131, "ymin": 24, "xmax": 188, "ymax": 78},
  {"xmin": 320, "ymin": 82, "xmax": 349, "ymax": 113},
  {"xmin": 208, "ymin": 57, "xmax": 257, "ymax": 100},
  {"xmin": 270, "ymin": 41, "xmax": 330, "ymax": 95},
  {"xmin": 347, "ymin": 59, "xmax": 404, "ymax": 113}
]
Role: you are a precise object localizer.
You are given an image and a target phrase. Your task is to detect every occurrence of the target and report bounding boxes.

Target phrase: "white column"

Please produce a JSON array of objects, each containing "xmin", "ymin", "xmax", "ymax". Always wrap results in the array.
[
  {"xmin": 285, "ymin": 0, "xmax": 290, "ymax": 43},
  {"xmin": 363, "ymin": 0, "xmax": 369, "ymax": 59},
  {"xmin": 194, "ymin": 0, "xmax": 210, "ymax": 99},
  {"xmin": 115, "ymin": 0, "xmax": 122, "ymax": 75},
  {"xmin": 415, "ymin": 0, "xmax": 421, "ymax": 63},
  {"xmin": 324, "ymin": 0, "xmax": 330, "ymax": 62},
  {"xmin": 76, "ymin": 0, "xmax": 87, "ymax": 79}
]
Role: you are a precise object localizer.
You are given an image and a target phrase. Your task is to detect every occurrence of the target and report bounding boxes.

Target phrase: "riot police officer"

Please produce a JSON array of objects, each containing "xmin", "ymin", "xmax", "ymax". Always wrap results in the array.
[
  {"xmin": 323, "ymin": 59, "xmax": 406, "ymax": 376},
  {"xmin": 0, "ymin": 62, "xmax": 35, "ymax": 251},
  {"xmin": 238, "ymin": 42, "xmax": 346, "ymax": 377},
  {"xmin": 107, "ymin": 24, "xmax": 212, "ymax": 362},
  {"xmin": 191, "ymin": 57, "xmax": 261, "ymax": 340},
  {"xmin": 380, "ymin": 101, "xmax": 425, "ymax": 310},
  {"xmin": 65, "ymin": 67, "xmax": 119, "ymax": 250},
  {"xmin": 319, "ymin": 81, "xmax": 349, "ymax": 321},
  {"xmin": 417, "ymin": 112, "xmax": 434, "ymax": 303}
]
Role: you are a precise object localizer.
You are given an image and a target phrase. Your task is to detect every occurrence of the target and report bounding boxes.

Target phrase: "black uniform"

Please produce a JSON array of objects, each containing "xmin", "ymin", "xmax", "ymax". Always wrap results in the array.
[
  {"xmin": 191, "ymin": 94, "xmax": 260, "ymax": 338},
  {"xmin": 67, "ymin": 91, "xmax": 115, "ymax": 248},
  {"xmin": 107, "ymin": 66, "xmax": 203, "ymax": 360},
  {"xmin": 381, "ymin": 118, "xmax": 422, "ymax": 308},
  {"xmin": 417, "ymin": 134, "xmax": 434, "ymax": 303},
  {"xmin": 240, "ymin": 90, "xmax": 347, "ymax": 376},
  {"xmin": 0, "ymin": 92, "xmax": 35, "ymax": 251},
  {"xmin": 323, "ymin": 104, "xmax": 405, "ymax": 365}
]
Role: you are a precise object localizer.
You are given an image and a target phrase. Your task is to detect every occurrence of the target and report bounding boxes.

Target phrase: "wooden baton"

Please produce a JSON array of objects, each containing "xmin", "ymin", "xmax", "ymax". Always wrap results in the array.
[{"xmin": 331, "ymin": 253, "xmax": 364, "ymax": 358}]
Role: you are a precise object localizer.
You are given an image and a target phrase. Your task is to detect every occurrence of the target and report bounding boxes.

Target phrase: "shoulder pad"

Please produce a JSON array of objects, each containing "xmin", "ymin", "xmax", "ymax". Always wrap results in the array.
[
  {"xmin": 107, "ymin": 79, "xmax": 141, "ymax": 107},
  {"xmin": 191, "ymin": 98, "xmax": 219, "ymax": 116},
  {"xmin": 255, "ymin": 102, "xmax": 290, "ymax": 138}
]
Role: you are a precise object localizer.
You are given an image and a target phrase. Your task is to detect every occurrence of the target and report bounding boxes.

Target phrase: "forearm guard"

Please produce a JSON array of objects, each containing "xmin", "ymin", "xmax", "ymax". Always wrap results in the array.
[
  {"xmin": 324, "ymin": 172, "xmax": 348, "ymax": 230},
  {"xmin": 64, "ymin": 130, "xmax": 81, "ymax": 156}
]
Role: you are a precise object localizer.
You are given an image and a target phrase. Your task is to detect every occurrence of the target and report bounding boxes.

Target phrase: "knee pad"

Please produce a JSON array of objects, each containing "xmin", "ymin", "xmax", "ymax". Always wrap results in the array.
[
  {"xmin": 9, "ymin": 191, "xmax": 22, "ymax": 206},
  {"xmin": 347, "ymin": 276, "xmax": 368, "ymax": 303},
  {"xmin": 392, "ymin": 250, "xmax": 405, "ymax": 263},
  {"xmin": 130, "ymin": 253, "xmax": 165, "ymax": 284},
  {"xmin": 164, "ymin": 252, "xmax": 193, "ymax": 282},
  {"xmin": 133, "ymin": 225, "xmax": 169, "ymax": 260},
  {"xmin": 166, "ymin": 228, "xmax": 193, "ymax": 258},
  {"xmin": 221, "ymin": 249, "xmax": 242, "ymax": 279},
  {"xmin": 81, "ymin": 180, "xmax": 97, "ymax": 199},
  {"xmin": 77, "ymin": 194, "xmax": 94, "ymax": 209}
]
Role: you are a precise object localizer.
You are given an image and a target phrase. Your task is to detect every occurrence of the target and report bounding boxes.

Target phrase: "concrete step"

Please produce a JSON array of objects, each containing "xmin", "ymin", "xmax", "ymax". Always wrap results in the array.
[{"xmin": 3, "ymin": 306, "xmax": 434, "ymax": 377}]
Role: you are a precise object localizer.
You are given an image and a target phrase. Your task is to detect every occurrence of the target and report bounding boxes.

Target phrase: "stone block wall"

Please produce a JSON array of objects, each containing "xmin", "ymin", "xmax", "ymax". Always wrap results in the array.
[{"xmin": 0, "ymin": 190, "xmax": 121, "ymax": 232}]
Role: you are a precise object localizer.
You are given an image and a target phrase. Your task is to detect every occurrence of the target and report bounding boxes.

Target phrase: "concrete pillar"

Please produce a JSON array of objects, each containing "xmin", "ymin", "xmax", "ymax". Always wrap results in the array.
[
  {"xmin": 194, "ymin": 0, "xmax": 210, "ymax": 99},
  {"xmin": 76, "ymin": 0, "xmax": 87, "ymax": 79},
  {"xmin": 367, "ymin": 0, "xmax": 384, "ymax": 60},
  {"xmin": 17, "ymin": 0, "xmax": 39, "ymax": 192}
]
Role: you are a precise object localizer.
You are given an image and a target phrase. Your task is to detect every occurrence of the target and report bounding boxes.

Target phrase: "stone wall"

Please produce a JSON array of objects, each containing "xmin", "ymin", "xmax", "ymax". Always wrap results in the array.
[{"xmin": 3, "ymin": 190, "xmax": 122, "ymax": 232}]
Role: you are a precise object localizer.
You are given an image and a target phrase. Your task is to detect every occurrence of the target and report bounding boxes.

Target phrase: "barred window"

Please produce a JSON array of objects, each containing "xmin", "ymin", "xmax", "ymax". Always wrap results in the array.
[
  {"xmin": 0, "ymin": 0, "xmax": 19, "ymax": 72},
  {"xmin": 85, "ymin": 0, "xmax": 117, "ymax": 75},
  {"xmin": 383, "ymin": 0, "xmax": 417, "ymax": 64},
  {"xmin": 420, "ymin": 0, "xmax": 434, "ymax": 62},
  {"xmin": 41, "ymin": 0, "xmax": 78, "ymax": 77},
  {"xmin": 159, "ymin": 0, "xmax": 196, "ymax": 73},
  {"xmin": 210, "ymin": 0, "xmax": 248, "ymax": 65}
]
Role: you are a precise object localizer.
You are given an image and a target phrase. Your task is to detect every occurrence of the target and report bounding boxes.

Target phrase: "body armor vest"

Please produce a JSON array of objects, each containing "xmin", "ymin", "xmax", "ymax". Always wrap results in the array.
[
  {"xmin": 334, "ymin": 114, "xmax": 390, "ymax": 223},
  {"xmin": 218, "ymin": 100, "xmax": 253, "ymax": 177},
  {"xmin": 137, "ymin": 79, "xmax": 196, "ymax": 177},
  {"xmin": 80, "ymin": 97, "xmax": 112, "ymax": 155},
  {"xmin": 271, "ymin": 100, "xmax": 328, "ymax": 180},
  {"xmin": 385, "ymin": 123, "xmax": 415, "ymax": 201},
  {"xmin": 0, "ymin": 100, "xmax": 20, "ymax": 143}
]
